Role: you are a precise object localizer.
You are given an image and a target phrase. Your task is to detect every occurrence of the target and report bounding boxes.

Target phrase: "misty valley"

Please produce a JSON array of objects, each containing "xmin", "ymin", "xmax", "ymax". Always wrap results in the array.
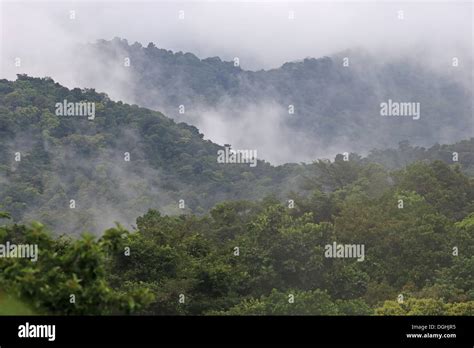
[{"xmin": 0, "ymin": 1, "xmax": 472, "ymax": 324}]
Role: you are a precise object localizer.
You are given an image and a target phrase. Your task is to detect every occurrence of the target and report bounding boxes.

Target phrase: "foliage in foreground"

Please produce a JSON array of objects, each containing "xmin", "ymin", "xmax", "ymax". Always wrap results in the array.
[{"xmin": 0, "ymin": 159, "xmax": 472, "ymax": 315}]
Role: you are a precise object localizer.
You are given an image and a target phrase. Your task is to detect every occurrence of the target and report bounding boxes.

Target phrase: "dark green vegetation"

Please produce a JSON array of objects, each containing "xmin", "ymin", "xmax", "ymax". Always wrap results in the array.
[
  {"xmin": 0, "ymin": 75, "xmax": 473, "ymax": 315},
  {"xmin": 1, "ymin": 158, "xmax": 473, "ymax": 315},
  {"xmin": 1, "ymin": 75, "xmax": 474, "ymax": 234},
  {"xmin": 0, "ymin": 75, "xmax": 300, "ymax": 234}
]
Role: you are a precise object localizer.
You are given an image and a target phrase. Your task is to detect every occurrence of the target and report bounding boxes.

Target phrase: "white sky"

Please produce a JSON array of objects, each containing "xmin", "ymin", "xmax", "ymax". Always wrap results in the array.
[{"xmin": 0, "ymin": 0, "xmax": 472, "ymax": 77}]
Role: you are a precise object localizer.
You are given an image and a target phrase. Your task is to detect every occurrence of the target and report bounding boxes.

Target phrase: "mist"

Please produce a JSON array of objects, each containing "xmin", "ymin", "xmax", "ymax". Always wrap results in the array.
[
  {"xmin": 0, "ymin": 0, "xmax": 472, "ymax": 165},
  {"xmin": 1, "ymin": 1, "xmax": 471, "ymax": 72}
]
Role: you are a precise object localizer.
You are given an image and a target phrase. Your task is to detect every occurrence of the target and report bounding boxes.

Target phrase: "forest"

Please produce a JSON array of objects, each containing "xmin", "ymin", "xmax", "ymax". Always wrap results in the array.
[
  {"xmin": 0, "ymin": 75, "xmax": 473, "ymax": 315},
  {"xmin": 78, "ymin": 38, "xmax": 472, "ymax": 164}
]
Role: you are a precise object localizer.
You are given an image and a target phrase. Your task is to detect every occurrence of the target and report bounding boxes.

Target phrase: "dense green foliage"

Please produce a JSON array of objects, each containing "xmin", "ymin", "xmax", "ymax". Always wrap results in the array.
[
  {"xmin": 0, "ymin": 75, "xmax": 302, "ymax": 234},
  {"xmin": 2, "ymin": 76, "xmax": 474, "ymax": 235},
  {"xmin": 0, "ymin": 75, "xmax": 472, "ymax": 315},
  {"xmin": 1, "ymin": 158, "xmax": 472, "ymax": 315}
]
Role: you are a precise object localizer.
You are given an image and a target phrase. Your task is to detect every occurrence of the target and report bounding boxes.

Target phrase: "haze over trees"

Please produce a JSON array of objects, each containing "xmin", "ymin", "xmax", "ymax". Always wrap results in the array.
[
  {"xmin": 0, "ymin": 75, "xmax": 472, "ymax": 315},
  {"xmin": 1, "ymin": 75, "xmax": 473, "ymax": 234},
  {"xmin": 1, "ymin": 157, "xmax": 473, "ymax": 315},
  {"xmin": 72, "ymin": 38, "xmax": 472, "ymax": 163}
]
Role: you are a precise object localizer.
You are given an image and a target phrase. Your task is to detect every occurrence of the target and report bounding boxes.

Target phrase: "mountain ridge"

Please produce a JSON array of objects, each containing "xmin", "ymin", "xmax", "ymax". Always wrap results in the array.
[
  {"xmin": 71, "ymin": 38, "xmax": 472, "ymax": 163},
  {"xmin": 1, "ymin": 74, "xmax": 473, "ymax": 234}
]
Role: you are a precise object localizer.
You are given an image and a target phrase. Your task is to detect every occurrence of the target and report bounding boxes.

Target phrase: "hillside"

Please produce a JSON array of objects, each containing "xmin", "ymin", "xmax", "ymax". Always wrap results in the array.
[
  {"xmin": 0, "ymin": 75, "xmax": 303, "ymax": 234},
  {"xmin": 0, "ymin": 75, "xmax": 473, "ymax": 316},
  {"xmin": 73, "ymin": 38, "xmax": 472, "ymax": 163},
  {"xmin": 0, "ymin": 75, "xmax": 473, "ymax": 235}
]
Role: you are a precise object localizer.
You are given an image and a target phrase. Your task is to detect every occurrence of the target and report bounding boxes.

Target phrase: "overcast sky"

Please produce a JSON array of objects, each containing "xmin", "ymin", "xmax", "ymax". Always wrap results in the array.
[{"xmin": 1, "ymin": 0, "xmax": 472, "ymax": 79}]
